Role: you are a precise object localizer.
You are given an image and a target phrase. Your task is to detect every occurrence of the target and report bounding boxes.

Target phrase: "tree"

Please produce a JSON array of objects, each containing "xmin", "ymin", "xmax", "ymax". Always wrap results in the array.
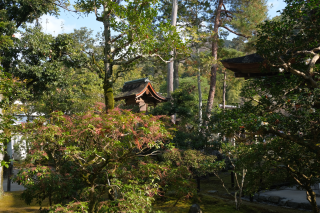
[
  {"xmin": 254, "ymin": 0, "xmax": 320, "ymax": 156},
  {"xmin": 15, "ymin": 108, "xmax": 173, "ymax": 212},
  {"xmin": 162, "ymin": 148, "xmax": 223, "ymax": 205},
  {"xmin": 74, "ymin": 0, "xmax": 184, "ymax": 111},
  {"xmin": 4, "ymin": 24, "xmax": 77, "ymax": 95},
  {"xmin": 216, "ymin": 48, "xmax": 245, "ymax": 106},
  {"xmin": 0, "ymin": 0, "xmax": 67, "ymax": 70},
  {"xmin": 0, "ymin": 0, "xmax": 68, "ymax": 197},
  {"xmin": 167, "ymin": 0, "xmax": 178, "ymax": 98},
  {"xmin": 206, "ymin": 0, "xmax": 268, "ymax": 115},
  {"xmin": 152, "ymin": 76, "xmax": 210, "ymax": 150},
  {"xmin": 210, "ymin": 1, "xmax": 320, "ymax": 212},
  {"xmin": 33, "ymin": 67, "xmax": 104, "ymax": 115},
  {"xmin": 4, "ymin": 25, "xmax": 105, "ymax": 116},
  {"xmin": 0, "ymin": 10, "xmax": 15, "ymax": 55},
  {"xmin": 0, "ymin": 70, "xmax": 27, "ymax": 196}
]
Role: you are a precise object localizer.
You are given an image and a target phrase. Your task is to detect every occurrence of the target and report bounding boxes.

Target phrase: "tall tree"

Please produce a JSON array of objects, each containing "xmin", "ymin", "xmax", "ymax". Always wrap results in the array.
[
  {"xmin": 74, "ymin": 0, "xmax": 183, "ymax": 111},
  {"xmin": 4, "ymin": 25, "xmax": 76, "ymax": 95},
  {"xmin": 167, "ymin": 0, "xmax": 178, "ymax": 98},
  {"xmin": 0, "ymin": 0, "xmax": 74, "ymax": 195},
  {"xmin": 0, "ymin": 0, "xmax": 66, "ymax": 71},
  {"xmin": 0, "ymin": 0, "xmax": 61, "ymax": 196},
  {"xmin": 206, "ymin": 0, "xmax": 268, "ymax": 115},
  {"xmin": 207, "ymin": 0, "xmax": 223, "ymax": 115}
]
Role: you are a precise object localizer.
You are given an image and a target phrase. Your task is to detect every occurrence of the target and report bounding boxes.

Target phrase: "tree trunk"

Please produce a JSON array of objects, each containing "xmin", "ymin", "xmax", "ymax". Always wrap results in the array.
[
  {"xmin": 167, "ymin": 62, "xmax": 174, "ymax": 98},
  {"xmin": 168, "ymin": 0, "xmax": 178, "ymax": 124},
  {"xmin": 0, "ymin": 148, "xmax": 3, "ymax": 197},
  {"xmin": 306, "ymin": 187, "xmax": 319, "ymax": 213},
  {"xmin": 88, "ymin": 185, "xmax": 96, "ymax": 213},
  {"xmin": 174, "ymin": 58, "xmax": 179, "ymax": 90},
  {"xmin": 206, "ymin": 0, "xmax": 223, "ymax": 116},
  {"xmin": 0, "ymin": 94, "xmax": 3, "ymax": 197},
  {"xmin": 197, "ymin": 49, "xmax": 202, "ymax": 126},
  {"xmin": 103, "ymin": 4, "xmax": 114, "ymax": 111},
  {"xmin": 167, "ymin": 0, "xmax": 178, "ymax": 98},
  {"xmin": 223, "ymin": 71, "xmax": 226, "ymax": 110},
  {"xmin": 103, "ymin": 79, "xmax": 114, "ymax": 111}
]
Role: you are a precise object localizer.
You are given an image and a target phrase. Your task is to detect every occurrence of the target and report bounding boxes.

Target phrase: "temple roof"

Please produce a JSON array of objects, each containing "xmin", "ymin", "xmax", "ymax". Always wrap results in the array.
[
  {"xmin": 114, "ymin": 78, "xmax": 167, "ymax": 102},
  {"xmin": 221, "ymin": 53, "xmax": 264, "ymax": 64},
  {"xmin": 221, "ymin": 53, "xmax": 320, "ymax": 78},
  {"xmin": 220, "ymin": 53, "xmax": 271, "ymax": 78}
]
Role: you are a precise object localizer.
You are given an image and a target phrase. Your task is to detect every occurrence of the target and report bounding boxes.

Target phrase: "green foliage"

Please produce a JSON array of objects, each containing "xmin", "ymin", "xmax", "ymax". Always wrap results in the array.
[
  {"xmin": 226, "ymin": 0, "xmax": 268, "ymax": 53},
  {"xmin": 154, "ymin": 76, "xmax": 208, "ymax": 122},
  {"xmin": 74, "ymin": 0, "xmax": 186, "ymax": 110},
  {"xmin": 0, "ymin": 68, "xmax": 29, "ymax": 168},
  {"xmin": 2, "ymin": 25, "xmax": 104, "ymax": 115},
  {"xmin": 4, "ymin": 25, "xmax": 76, "ymax": 94},
  {"xmin": 14, "ymin": 108, "xmax": 176, "ymax": 212},
  {"xmin": 256, "ymin": 0, "xmax": 320, "ymax": 78},
  {"xmin": 210, "ymin": 1, "xmax": 320, "ymax": 211},
  {"xmin": 151, "ymin": 77, "xmax": 209, "ymax": 149},
  {"xmin": 161, "ymin": 149, "xmax": 222, "ymax": 206},
  {"xmin": 0, "ymin": 10, "xmax": 15, "ymax": 55},
  {"xmin": 0, "ymin": 0, "xmax": 62, "ymax": 55},
  {"xmin": 179, "ymin": 48, "xmax": 245, "ymax": 106},
  {"xmin": 33, "ymin": 68, "xmax": 104, "ymax": 115},
  {"xmin": 215, "ymin": 48, "xmax": 245, "ymax": 105}
]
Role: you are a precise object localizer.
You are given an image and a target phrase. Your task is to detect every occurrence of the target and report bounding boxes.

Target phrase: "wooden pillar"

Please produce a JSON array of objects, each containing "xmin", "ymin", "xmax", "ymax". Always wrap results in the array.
[{"xmin": 138, "ymin": 99, "xmax": 147, "ymax": 112}]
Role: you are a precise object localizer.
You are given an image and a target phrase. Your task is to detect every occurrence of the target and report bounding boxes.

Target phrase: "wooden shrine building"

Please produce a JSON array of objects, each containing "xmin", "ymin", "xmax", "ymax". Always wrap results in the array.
[{"xmin": 114, "ymin": 78, "xmax": 167, "ymax": 112}]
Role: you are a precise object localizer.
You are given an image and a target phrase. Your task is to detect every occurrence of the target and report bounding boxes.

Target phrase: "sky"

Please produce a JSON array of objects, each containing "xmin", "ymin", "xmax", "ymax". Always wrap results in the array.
[{"xmin": 34, "ymin": 0, "xmax": 287, "ymax": 40}]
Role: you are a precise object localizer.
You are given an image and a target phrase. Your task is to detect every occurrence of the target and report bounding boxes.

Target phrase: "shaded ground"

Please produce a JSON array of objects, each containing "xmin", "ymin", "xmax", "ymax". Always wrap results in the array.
[
  {"xmin": 0, "ymin": 191, "xmax": 49, "ymax": 213},
  {"xmin": 153, "ymin": 174, "xmax": 311, "ymax": 213},
  {"xmin": 0, "ymin": 172, "xmax": 312, "ymax": 213},
  {"xmin": 153, "ymin": 193, "xmax": 310, "ymax": 213}
]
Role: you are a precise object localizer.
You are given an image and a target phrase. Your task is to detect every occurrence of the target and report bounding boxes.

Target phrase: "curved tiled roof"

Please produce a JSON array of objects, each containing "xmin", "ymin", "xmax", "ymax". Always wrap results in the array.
[
  {"xmin": 221, "ymin": 53, "xmax": 264, "ymax": 64},
  {"xmin": 114, "ymin": 78, "xmax": 166, "ymax": 102}
]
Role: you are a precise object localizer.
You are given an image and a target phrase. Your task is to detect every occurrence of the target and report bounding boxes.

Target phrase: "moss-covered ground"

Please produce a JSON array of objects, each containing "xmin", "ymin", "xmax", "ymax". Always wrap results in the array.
[
  {"xmin": 0, "ymin": 191, "xmax": 49, "ymax": 213},
  {"xmin": 152, "ymin": 174, "xmax": 309, "ymax": 213},
  {"xmin": 0, "ymin": 174, "xmax": 309, "ymax": 213},
  {"xmin": 152, "ymin": 193, "xmax": 309, "ymax": 213}
]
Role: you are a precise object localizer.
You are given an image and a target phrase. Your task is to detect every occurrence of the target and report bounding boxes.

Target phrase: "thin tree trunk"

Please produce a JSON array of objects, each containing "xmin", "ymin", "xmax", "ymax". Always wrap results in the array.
[
  {"xmin": 206, "ymin": 0, "xmax": 223, "ymax": 116},
  {"xmin": 88, "ymin": 185, "xmax": 96, "ymax": 213},
  {"xmin": 306, "ymin": 187, "xmax": 319, "ymax": 213},
  {"xmin": 103, "ymin": 4, "xmax": 114, "ymax": 111},
  {"xmin": 167, "ymin": 62, "xmax": 174, "ymax": 98},
  {"xmin": 223, "ymin": 71, "xmax": 226, "ymax": 110},
  {"xmin": 0, "ymin": 147, "xmax": 3, "ymax": 197},
  {"xmin": 197, "ymin": 49, "xmax": 202, "ymax": 126},
  {"xmin": 174, "ymin": 58, "xmax": 179, "ymax": 90},
  {"xmin": 167, "ymin": 0, "xmax": 178, "ymax": 98},
  {"xmin": 0, "ymin": 94, "xmax": 3, "ymax": 197},
  {"xmin": 168, "ymin": 0, "xmax": 178, "ymax": 124}
]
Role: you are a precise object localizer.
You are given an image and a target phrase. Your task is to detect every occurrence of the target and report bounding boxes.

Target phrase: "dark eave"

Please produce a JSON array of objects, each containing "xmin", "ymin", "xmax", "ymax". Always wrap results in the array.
[
  {"xmin": 220, "ymin": 53, "xmax": 270, "ymax": 78},
  {"xmin": 221, "ymin": 53, "xmax": 320, "ymax": 79}
]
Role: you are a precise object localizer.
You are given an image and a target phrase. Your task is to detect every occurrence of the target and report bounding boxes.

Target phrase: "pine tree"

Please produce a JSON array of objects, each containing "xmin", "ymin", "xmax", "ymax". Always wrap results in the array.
[{"xmin": 206, "ymin": 0, "xmax": 268, "ymax": 115}]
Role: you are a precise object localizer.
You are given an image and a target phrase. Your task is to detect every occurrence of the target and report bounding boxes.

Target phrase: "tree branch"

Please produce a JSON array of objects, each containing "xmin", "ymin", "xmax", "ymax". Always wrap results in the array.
[
  {"xmin": 111, "ymin": 33, "xmax": 126, "ymax": 44},
  {"xmin": 262, "ymin": 127, "xmax": 320, "ymax": 156},
  {"xmin": 278, "ymin": 56, "xmax": 318, "ymax": 88},
  {"xmin": 148, "ymin": 54, "xmax": 174, "ymax": 63},
  {"xmin": 220, "ymin": 26, "xmax": 251, "ymax": 39},
  {"xmin": 111, "ymin": 41, "xmax": 132, "ymax": 56},
  {"xmin": 93, "ymin": 0, "xmax": 98, "ymax": 19},
  {"xmin": 113, "ymin": 55, "xmax": 142, "ymax": 65},
  {"xmin": 221, "ymin": 3, "xmax": 233, "ymax": 19},
  {"xmin": 307, "ymin": 54, "xmax": 320, "ymax": 76}
]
